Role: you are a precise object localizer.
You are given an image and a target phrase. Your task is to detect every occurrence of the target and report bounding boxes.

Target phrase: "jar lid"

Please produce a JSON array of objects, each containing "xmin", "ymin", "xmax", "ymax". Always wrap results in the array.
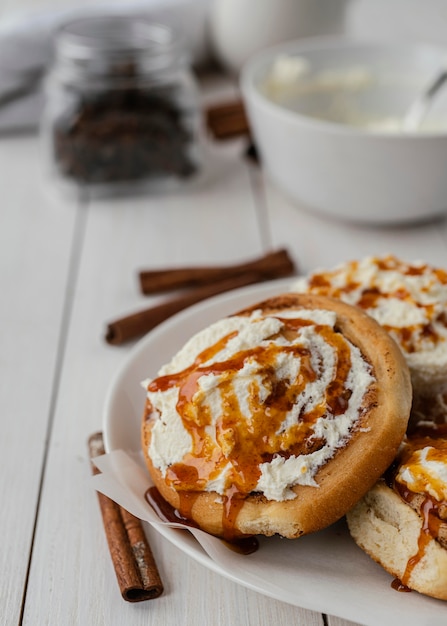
[{"xmin": 54, "ymin": 14, "xmax": 186, "ymax": 78}]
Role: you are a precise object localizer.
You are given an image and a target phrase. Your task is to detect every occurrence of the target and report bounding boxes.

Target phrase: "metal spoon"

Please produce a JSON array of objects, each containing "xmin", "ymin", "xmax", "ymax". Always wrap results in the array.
[{"xmin": 402, "ymin": 68, "xmax": 447, "ymax": 132}]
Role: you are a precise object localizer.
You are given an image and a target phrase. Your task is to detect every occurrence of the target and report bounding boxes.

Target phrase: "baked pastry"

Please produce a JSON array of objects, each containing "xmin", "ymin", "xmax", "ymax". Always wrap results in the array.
[
  {"xmin": 141, "ymin": 293, "xmax": 411, "ymax": 540},
  {"xmin": 291, "ymin": 255, "xmax": 447, "ymax": 420},
  {"xmin": 346, "ymin": 422, "xmax": 447, "ymax": 600}
]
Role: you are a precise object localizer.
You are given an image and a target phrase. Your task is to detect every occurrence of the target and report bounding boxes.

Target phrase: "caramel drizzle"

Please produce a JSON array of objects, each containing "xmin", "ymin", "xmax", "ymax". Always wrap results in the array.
[
  {"xmin": 401, "ymin": 494, "xmax": 441, "ymax": 587},
  {"xmin": 397, "ymin": 423, "xmax": 447, "ymax": 500},
  {"xmin": 393, "ymin": 423, "xmax": 447, "ymax": 589},
  {"xmin": 145, "ymin": 485, "xmax": 259, "ymax": 554},
  {"xmin": 307, "ymin": 256, "xmax": 447, "ymax": 353},
  {"xmin": 148, "ymin": 316, "xmax": 356, "ymax": 539}
]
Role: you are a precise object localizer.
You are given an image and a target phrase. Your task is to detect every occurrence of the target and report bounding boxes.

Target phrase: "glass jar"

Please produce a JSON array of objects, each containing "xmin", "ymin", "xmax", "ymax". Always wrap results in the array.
[{"xmin": 42, "ymin": 15, "xmax": 202, "ymax": 195}]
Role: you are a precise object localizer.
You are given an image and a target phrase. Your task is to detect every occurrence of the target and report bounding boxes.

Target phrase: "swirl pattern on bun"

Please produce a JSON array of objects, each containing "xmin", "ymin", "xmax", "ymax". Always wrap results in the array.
[
  {"xmin": 291, "ymin": 255, "xmax": 447, "ymax": 413},
  {"xmin": 142, "ymin": 293, "xmax": 411, "ymax": 540}
]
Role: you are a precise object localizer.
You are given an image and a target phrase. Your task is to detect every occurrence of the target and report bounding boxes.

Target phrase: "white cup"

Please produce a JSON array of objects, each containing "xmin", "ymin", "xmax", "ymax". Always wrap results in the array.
[{"xmin": 208, "ymin": 0, "xmax": 352, "ymax": 74}]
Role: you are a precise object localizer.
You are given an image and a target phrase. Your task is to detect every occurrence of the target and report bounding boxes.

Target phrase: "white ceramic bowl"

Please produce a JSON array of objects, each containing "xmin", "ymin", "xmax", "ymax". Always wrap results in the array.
[{"xmin": 240, "ymin": 38, "xmax": 447, "ymax": 224}]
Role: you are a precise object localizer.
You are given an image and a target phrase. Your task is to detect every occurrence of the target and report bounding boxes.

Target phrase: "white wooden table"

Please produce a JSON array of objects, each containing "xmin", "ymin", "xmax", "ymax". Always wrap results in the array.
[{"xmin": 3, "ymin": 2, "xmax": 447, "ymax": 625}]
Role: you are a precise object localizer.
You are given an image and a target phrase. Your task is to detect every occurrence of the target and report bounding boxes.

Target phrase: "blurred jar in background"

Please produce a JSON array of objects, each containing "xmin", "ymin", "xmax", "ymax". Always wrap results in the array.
[
  {"xmin": 42, "ymin": 14, "xmax": 202, "ymax": 196},
  {"xmin": 208, "ymin": 0, "xmax": 352, "ymax": 75}
]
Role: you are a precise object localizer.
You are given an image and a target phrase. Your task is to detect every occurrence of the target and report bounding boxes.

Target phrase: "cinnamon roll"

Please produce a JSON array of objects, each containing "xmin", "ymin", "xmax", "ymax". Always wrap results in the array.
[
  {"xmin": 141, "ymin": 293, "xmax": 411, "ymax": 540},
  {"xmin": 347, "ymin": 422, "xmax": 447, "ymax": 600}
]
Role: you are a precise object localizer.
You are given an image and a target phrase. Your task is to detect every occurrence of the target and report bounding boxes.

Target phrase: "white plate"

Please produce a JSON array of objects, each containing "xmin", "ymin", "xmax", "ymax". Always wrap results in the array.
[{"xmin": 103, "ymin": 279, "xmax": 447, "ymax": 626}]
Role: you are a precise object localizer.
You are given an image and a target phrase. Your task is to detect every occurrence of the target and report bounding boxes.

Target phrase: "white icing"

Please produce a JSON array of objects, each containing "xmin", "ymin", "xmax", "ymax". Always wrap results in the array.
[
  {"xmin": 290, "ymin": 255, "xmax": 447, "ymax": 393},
  {"xmin": 145, "ymin": 308, "xmax": 374, "ymax": 502},
  {"xmin": 396, "ymin": 446, "xmax": 447, "ymax": 502},
  {"xmin": 147, "ymin": 387, "xmax": 193, "ymax": 474},
  {"xmin": 261, "ymin": 56, "xmax": 447, "ymax": 134}
]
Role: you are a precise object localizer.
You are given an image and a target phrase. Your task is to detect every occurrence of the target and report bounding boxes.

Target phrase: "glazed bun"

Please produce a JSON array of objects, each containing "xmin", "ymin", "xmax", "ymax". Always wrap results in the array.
[
  {"xmin": 346, "ymin": 423, "xmax": 447, "ymax": 600},
  {"xmin": 347, "ymin": 482, "xmax": 447, "ymax": 600},
  {"xmin": 290, "ymin": 255, "xmax": 447, "ymax": 422},
  {"xmin": 142, "ymin": 293, "xmax": 411, "ymax": 540}
]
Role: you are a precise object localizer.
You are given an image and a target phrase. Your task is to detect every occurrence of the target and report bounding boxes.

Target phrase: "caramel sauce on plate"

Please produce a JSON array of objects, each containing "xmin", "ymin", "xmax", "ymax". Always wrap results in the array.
[
  {"xmin": 391, "ymin": 578, "xmax": 411, "ymax": 593},
  {"xmin": 145, "ymin": 485, "xmax": 259, "ymax": 554},
  {"xmin": 146, "ymin": 315, "xmax": 362, "ymax": 540}
]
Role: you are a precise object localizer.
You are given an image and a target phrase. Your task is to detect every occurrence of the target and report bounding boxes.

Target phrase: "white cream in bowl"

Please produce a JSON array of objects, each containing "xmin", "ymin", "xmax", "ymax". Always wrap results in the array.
[{"xmin": 261, "ymin": 53, "xmax": 447, "ymax": 134}]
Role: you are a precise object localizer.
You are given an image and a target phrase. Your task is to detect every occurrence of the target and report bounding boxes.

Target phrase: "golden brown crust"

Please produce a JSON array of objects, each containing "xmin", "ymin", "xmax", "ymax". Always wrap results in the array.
[{"xmin": 142, "ymin": 293, "xmax": 412, "ymax": 539}]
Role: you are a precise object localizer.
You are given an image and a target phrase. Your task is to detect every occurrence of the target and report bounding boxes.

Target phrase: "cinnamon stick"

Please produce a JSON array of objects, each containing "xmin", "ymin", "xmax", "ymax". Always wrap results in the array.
[
  {"xmin": 139, "ymin": 248, "xmax": 295, "ymax": 294},
  {"xmin": 206, "ymin": 99, "xmax": 250, "ymax": 140},
  {"xmin": 106, "ymin": 264, "xmax": 295, "ymax": 346},
  {"xmin": 88, "ymin": 432, "xmax": 163, "ymax": 602}
]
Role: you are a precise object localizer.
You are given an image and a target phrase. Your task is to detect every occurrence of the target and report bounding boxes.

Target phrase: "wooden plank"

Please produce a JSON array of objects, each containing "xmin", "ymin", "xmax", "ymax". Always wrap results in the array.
[
  {"xmin": 0, "ymin": 136, "xmax": 77, "ymax": 622},
  {"xmin": 262, "ymin": 176, "xmax": 447, "ymax": 276},
  {"xmin": 22, "ymin": 93, "xmax": 322, "ymax": 622}
]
